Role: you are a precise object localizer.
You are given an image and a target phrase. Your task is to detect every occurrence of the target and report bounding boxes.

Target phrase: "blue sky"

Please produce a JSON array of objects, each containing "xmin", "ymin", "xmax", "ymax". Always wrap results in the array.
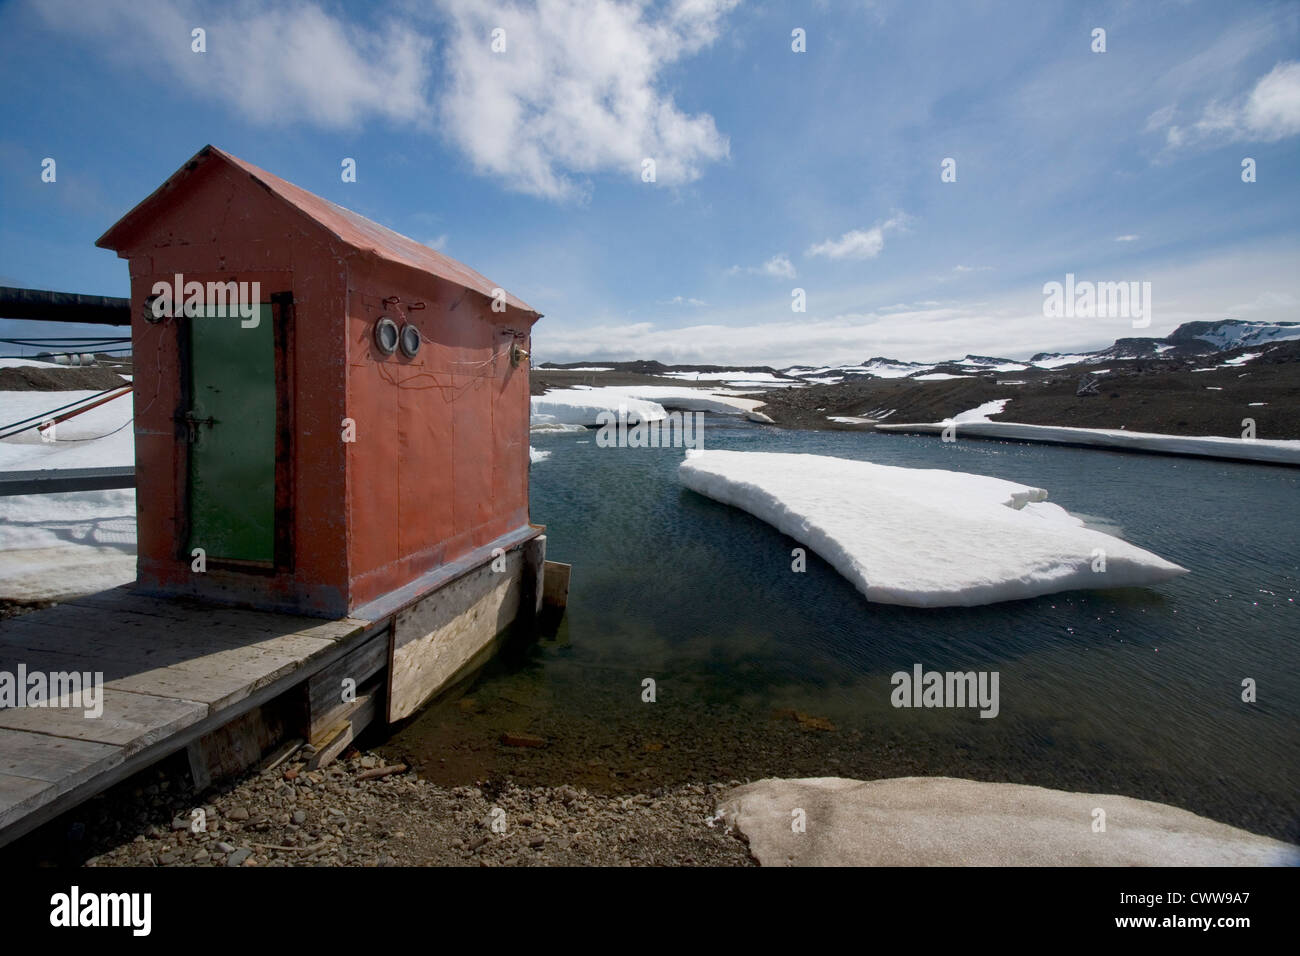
[{"xmin": 1, "ymin": 0, "xmax": 1298, "ymax": 366}]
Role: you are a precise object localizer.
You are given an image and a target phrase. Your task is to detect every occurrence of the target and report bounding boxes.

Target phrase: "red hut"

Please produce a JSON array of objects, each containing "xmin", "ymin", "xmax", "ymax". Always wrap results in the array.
[{"xmin": 96, "ymin": 145, "xmax": 543, "ymax": 620}]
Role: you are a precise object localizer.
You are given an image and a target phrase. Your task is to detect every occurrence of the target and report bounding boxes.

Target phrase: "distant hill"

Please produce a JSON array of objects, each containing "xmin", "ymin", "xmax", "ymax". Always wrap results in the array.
[{"xmin": 536, "ymin": 319, "xmax": 1300, "ymax": 385}]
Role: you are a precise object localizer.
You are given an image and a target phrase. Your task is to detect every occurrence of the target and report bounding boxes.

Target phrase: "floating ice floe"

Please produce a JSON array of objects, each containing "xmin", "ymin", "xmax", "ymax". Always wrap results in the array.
[
  {"xmin": 530, "ymin": 390, "xmax": 667, "ymax": 428},
  {"xmin": 531, "ymin": 385, "xmax": 777, "ymax": 430},
  {"xmin": 564, "ymin": 384, "xmax": 765, "ymax": 416},
  {"xmin": 528, "ymin": 421, "xmax": 588, "ymax": 434},
  {"xmin": 529, "ymin": 446, "xmax": 551, "ymax": 463},
  {"xmin": 677, "ymin": 449, "xmax": 1188, "ymax": 607}
]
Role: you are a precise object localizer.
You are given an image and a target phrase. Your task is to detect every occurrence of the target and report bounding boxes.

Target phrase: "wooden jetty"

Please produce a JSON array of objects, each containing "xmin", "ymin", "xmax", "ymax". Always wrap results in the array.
[{"xmin": 0, "ymin": 527, "xmax": 555, "ymax": 848}]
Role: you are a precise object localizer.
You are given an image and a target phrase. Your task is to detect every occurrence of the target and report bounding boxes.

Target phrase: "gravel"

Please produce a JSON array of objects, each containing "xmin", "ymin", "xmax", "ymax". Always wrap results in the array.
[{"xmin": 51, "ymin": 750, "xmax": 756, "ymax": 868}]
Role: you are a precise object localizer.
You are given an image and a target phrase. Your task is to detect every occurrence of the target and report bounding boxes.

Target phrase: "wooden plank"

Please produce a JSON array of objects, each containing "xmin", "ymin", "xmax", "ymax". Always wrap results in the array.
[
  {"xmin": 0, "ymin": 616, "xmax": 337, "ymax": 672},
  {"xmin": 0, "ymin": 688, "xmax": 205, "ymax": 752},
  {"xmin": 0, "ymin": 643, "xmax": 315, "ymax": 711},
  {"xmin": 0, "ymin": 620, "xmax": 382, "ymax": 848},
  {"xmin": 187, "ymin": 742, "xmax": 211, "ymax": 793},
  {"xmin": 307, "ymin": 680, "xmax": 380, "ymax": 770},
  {"xmin": 0, "ymin": 727, "xmax": 125, "ymax": 830},
  {"xmin": 0, "ymin": 729, "xmax": 121, "ymax": 786},
  {"xmin": 543, "ymin": 560, "xmax": 571, "ymax": 608},
  {"xmin": 388, "ymin": 550, "xmax": 523, "ymax": 722},
  {"xmin": 186, "ymin": 698, "xmax": 292, "ymax": 788},
  {"xmin": 61, "ymin": 586, "xmax": 369, "ymax": 638},
  {"xmin": 7, "ymin": 599, "xmax": 365, "ymax": 650},
  {"xmin": 0, "ymin": 773, "xmax": 52, "ymax": 820},
  {"xmin": 307, "ymin": 629, "xmax": 389, "ymax": 739}
]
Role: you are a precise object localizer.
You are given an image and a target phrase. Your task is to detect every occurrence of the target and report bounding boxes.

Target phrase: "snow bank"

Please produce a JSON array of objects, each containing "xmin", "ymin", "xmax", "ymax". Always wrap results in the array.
[
  {"xmin": 0, "ymin": 490, "xmax": 136, "ymax": 601},
  {"xmin": 677, "ymin": 450, "xmax": 1187, "ymax": 607},
  {"xmin": 717, "ymin": 777, "xmax": 1300, "ymax": 866},
  {"xmin": 565, "ymin": 384, "xmax": 764, "ymax": 415},
  {"xmin": 878, "ymin": 419, "xmax": 1300, "ymax": 466},
  {"xmin": 529, "ymin": 421, "xmax": 587, "ymax": 434},
  {"xmin": 530, "ymin": 390, "xmax": 667, "ymax": 428},
  {"xmin": 0, "ymin": 390, "xmax": 134, "ymax": 470},
  {"xmin": 0, "ymin": 389, "xmax": 137, "ymax": 601},
  {"xmin": 530, "ymin": 384, "xmax": 773, "ymax": 430},
  {"xmin": 953, "ymin": 399, "xmax": 1010, "ymax": 423}
]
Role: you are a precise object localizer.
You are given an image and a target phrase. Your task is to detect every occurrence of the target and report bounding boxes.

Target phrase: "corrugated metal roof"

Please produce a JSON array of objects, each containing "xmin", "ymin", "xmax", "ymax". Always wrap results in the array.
[{"xmin": 96, "ymin": 145, "xmax": 540, "ymax": 317}]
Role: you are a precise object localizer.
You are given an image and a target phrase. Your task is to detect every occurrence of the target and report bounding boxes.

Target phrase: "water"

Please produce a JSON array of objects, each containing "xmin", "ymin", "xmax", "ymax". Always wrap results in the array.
[{"xmin": 380, "ymin": 420, "xmax": 1299, "ymax": 842}]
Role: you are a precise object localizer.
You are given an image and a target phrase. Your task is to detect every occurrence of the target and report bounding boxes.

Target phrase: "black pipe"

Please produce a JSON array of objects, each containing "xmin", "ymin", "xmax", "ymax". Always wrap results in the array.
[{"xmin": 0, "ymin": 286, "xmax": 130, "ymax": 326}]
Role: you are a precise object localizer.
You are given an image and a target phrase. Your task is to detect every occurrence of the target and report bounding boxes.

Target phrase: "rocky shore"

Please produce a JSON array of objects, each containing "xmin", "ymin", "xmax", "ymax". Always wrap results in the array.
[{"xmin": 8, "ymin": 749, "xmax": 754, "ymax": 867}]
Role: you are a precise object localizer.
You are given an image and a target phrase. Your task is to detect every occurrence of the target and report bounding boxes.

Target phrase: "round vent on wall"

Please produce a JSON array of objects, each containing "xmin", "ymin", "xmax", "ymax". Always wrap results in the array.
[
  {"xmin": 374, "ymin": 316, "xmax": 399, "ymax": 354},
  {"xmin": 399, "ymin": 324, "xmax": 421, "ymax": 358}
]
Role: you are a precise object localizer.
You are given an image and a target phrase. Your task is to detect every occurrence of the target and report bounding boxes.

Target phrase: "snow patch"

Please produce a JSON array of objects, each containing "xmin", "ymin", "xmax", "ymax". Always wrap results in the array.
[{"xmin": 878, "ymin": 420, "xmax": 1300, "ymax": 466}]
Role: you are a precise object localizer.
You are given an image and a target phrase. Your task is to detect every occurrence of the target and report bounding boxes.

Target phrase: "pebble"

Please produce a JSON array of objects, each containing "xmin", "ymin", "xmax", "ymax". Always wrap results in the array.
[{"xmin": 71, "ymin": 748, "xmax": 756, "ymax": 868}]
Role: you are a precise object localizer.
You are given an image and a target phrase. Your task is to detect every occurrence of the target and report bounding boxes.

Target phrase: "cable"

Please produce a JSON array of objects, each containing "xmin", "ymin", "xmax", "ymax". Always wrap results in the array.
[
  {"xmin": 49, "ymin": 417, "xmax": 135, "ymax": 442},
  {"xmin": 0, "ymin": 347, "xmax": 134, "ymax": 359},
  {"xmin": 0, "ymin": 386, "xmax": 130, "ymax": 437}
]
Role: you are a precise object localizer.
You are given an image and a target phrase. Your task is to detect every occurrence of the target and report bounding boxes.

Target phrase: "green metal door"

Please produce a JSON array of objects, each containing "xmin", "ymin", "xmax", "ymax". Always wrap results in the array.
[{"xmin": 186, "ymin": 303, "xmax": 276, "ymax": 563}]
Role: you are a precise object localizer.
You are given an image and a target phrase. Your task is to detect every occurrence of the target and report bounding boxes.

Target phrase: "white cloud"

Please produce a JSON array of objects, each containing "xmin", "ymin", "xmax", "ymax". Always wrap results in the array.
[
  {"xmin": 425, "ymin": 234, "xmax": 450, "ymax": 251},
  {"xmin": 534, "ymin": 242, "xmax": 1300, "ymax": 367},
  {"xmin": 806, "ymin": 215, "xmax": 906, "ymax": 261},
  {"xmin": 28, "ymin": 0, "xmax": 736, "ymax": 200},
  {"xmin": 952, "ymin": 264, "xmax": 992, "ymax": 272},
  {"xmin": 437, "ymin": 0, "xmax": 737, "ymax": 199},
  {"xmin": 29, "ymin": 0, "xmax": 431, "ymax": 127},
  {"xmin": 660, "ymin": 295, "xmax": 707, "ymax": 306},
  {"xmin": 729, "ymin": 254, "xmax": 797, "ymax": 279},
  {"xmin": 1114, "ymin": 235, "xmax": 1140, "ymax": 242},
  {"xmin": 1158, "ymin": 60, "xmax": 1300, "ymax": 150}
]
